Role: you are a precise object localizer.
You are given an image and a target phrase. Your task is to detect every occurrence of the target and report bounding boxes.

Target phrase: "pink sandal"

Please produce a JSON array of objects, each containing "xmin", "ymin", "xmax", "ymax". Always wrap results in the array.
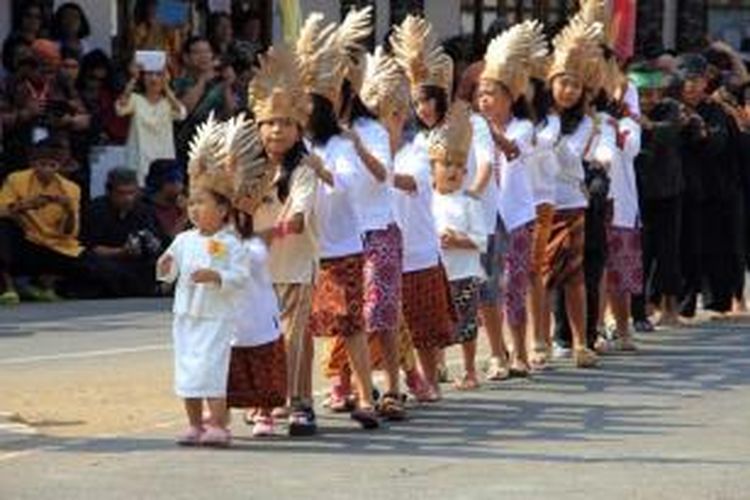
[
  {"xmin": 199, "ymin": 426, "xmax": 232, "ymax": 448},
  {"xmin": 176, "ymin": 426, "xmax": 203, "ymax": 446},
  {"xmin": 252, "ymin": 416, "xmax": 275, "ymax": 437},
  {"xmin": 405, "ymin": 370, "xmax": 433, "ymax": 402}
]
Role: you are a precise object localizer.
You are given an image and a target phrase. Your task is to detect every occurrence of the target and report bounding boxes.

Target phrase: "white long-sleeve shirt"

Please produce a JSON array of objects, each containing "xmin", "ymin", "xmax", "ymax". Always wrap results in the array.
[
  {"xmin": 498, "ymin": 118, "xmax": 537, "ymax": 232},
  {"xmin": 469, "ymin": 113, "xmax": 500, "ymax": 235},
  {"xmin": 157, "ymin": 227, "xmax": 248, "ymax": 319},
  {"xmin": 393, "ymin": 133, "xmax": 441, "ymax": 273},
  {"xmin": 432, "ymin": 191, "xmax": 487, "ymax": 281},
  {"xmin": 350, "ymin": 117, "xmax": 397, "ymax": 232},
  {"xmin": 232, "ymin": 238, "xmax": 282, "ymax": 347},
  {"xmin": 312, "ymin": 135, "xmax": 365, "ymax": 259},
  {"xmin": 610, "ymin": 116, "xmax": 642, "ymax": 228},
  {"xmin": 554, "ymin": 115, "xmax": 593, "ymax": 210},
  {"xmin": 527, "ymin": 115, "xmax": 561, "ymax": 207}
]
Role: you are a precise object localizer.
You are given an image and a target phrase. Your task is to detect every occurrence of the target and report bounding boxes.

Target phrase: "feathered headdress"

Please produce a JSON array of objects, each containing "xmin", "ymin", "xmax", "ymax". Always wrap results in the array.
[
  {"xmin": 481, "ymin": 20, "xmax": 549, "ymax": 100},
  {"xmin": 295, "ymin": 8, "xmax": 372, "ymax": 104},
  {"xmin": 578, "ymin": 0, "xmax": 615, "ymax": 47},
  {"xmin": 295, "ymin": 13, "xmax": 340, "ymax": 103},
  {"xmin": 248, "ymin": 46, "xmax": 308, "ymax": 125},
  {"xmin": 188, "ymin": 113, "xmax": 273, "ymax": 214},
  {"xmin": 548, "ymin": 15, "xmax": 603, "ymax": 83},
  {"xmin": 360, "ymin": 46, "xmax": 410, "ymax": 115},
  {"xmin": 390, "ymin": 15, "xmax": 453, "ymax": 96},
  {"xmin": 339, "ymin": 5, "xmax": 373, "ymax": 94},
  {"xmin": 428, "ymin": 100, "xmax": 473, "ymax": 167}
]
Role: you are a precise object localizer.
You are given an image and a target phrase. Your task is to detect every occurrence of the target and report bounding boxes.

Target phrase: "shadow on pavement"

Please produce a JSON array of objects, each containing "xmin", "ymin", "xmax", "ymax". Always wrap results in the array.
[{"xmin": 4, "ymin": 321, "xmax": 750, "ymax": 466}]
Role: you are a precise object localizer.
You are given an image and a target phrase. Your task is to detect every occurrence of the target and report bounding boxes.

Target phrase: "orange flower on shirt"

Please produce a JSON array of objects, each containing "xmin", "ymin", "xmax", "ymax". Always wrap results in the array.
[{"xmin": 206, "ymin": 239, "xmax": 227, "ymax": 259}]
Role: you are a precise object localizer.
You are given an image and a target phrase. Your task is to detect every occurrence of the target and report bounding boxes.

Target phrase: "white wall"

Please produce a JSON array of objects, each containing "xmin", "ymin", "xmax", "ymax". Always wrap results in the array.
[
  {"xmin": 425, "ymin": 0, "xmax": 461, "ymax": 43},
  {"xmin": 300, "ymin": 0, "xmax": 338, "ymax": 21}
]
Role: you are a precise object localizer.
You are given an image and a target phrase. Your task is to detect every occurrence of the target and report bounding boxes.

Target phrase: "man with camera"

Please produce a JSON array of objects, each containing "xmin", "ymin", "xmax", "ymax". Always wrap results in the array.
[{"xmin": 82, "ymin": 167, "xmax": 163, "ymax": 297}]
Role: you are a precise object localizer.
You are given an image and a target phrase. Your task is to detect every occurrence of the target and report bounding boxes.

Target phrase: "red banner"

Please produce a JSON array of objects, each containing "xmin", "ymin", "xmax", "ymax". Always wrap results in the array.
[{"xmin": 610, "ymin": 0, "xmax": 637, "ymax": 61}]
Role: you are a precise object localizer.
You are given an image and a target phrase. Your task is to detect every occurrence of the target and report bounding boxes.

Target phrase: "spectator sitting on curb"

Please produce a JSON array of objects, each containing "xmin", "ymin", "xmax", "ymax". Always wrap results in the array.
[
  {"xmin": 145, "ymin": 159, "xmax": 189, "ymax": 244},
  {"xmin": 0, "ymin": 136, "xmax": 90, "ymax": 304},
  {"xmin": 82, "ymin": 167, "xmax": 163, "ymax": 297}
]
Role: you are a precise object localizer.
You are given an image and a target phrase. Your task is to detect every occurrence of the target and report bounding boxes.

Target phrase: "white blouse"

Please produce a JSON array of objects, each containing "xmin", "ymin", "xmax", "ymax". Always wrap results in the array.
[
  {"xmin": 610, "ymin": 116, "xmax": 642, "ymax": 228},
  {"xmin": 253, "ymin": 163, "xmax": 319, "ymax": 285},
  {"xmin": 312, "ymin": 135, "xmax": 365, "ymax": 259},
  {"xmin": 157, "ymin": 227, "xmax": 248, "ymax": 319},
  {"xmin": 498, "ymin": 118, "xmax": 537, "ymax": 232},
  {"xmin": 527, "ymin": 114, "xmax": 561, "ymax": 207},
  {"xmin": 432, "ymin": 191, "xmax": 487, "ymax": 281},
  {"xmin": 351, "ymin": 117, "xmax": 397, "ymax": 232},
  {"xmin": 470, "ymin": 113, "xmax": 500, "ymax": 235},
  {"xmin": 232, "ymin": 238, "xmax": 282, "ymax": 347},
  {"xmin": 393, "ymin": 133, "xmax": 441, "ymax": 273},
  {"xmin": 554, "ymin": 115, "xmax": 593, "ymax": 210}
]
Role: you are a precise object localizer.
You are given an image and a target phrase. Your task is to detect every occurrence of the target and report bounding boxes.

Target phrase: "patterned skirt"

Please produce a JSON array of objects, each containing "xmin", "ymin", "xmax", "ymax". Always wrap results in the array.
[
  {"xmin": 227, "ymin": 337, "xmax": 287, "ymax": 409},
  {"xmin": 308, "ymin": 254, "xmax": 365, "ymax": 338},
  {"xmin": 543, "ymin": 208, "xmax": 586, "ymax": 289},
  {"xmin": 532, "ymin": 203, "xmax": 555, "ymax": 275},
  {"xmin": 606, "ymin": 226, "xmax": 644, "ymax": 295},
  {"xmin": 449, "ymin": 278, "xmax": 480, "ymax": 344},
  {"xmin": 479, "ymin": 217, "xmax": 507, "ymax": 305},
  {"xmin": 363, "ymin": 224, "xmax": 403, "ymax": 334},
  {"xmin": 323, "ymin": 314, "xmax": 418, "ymax": 378},
  {"xmin": 504, "ymin": 223, "xmax": 534, "ymax": 328},
  {"xmin": 402, "ymin": 264, "xmax": 457, "ymax": 350}
]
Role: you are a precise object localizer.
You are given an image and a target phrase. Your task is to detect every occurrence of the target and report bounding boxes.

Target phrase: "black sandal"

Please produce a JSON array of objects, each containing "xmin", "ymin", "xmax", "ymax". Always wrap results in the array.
[{"xmin": 350, "ymin": 408, "xmax": 380, "ymax": 430}]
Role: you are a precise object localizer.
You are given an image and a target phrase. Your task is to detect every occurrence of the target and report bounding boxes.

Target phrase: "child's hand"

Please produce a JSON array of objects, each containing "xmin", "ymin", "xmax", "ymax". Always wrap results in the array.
[
  {"xmin": 440, "ymin": 230, "xmax": 458, "ymax": 249},
  {"xmin": 191, "ymin": 268, "xmax": 221, "ymax": 285},
  {"xmin": 157, "ymin": 254, "xmax": 174, "ymax": 276}
]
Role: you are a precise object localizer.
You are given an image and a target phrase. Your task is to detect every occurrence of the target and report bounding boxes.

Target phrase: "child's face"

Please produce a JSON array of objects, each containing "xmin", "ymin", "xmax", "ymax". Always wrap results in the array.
[
  {"xmin": 552, "ymin": 74, "xmax": 584, "ymax": 111},
  {"xmin": 477, "ymin": 79, "xmax": 512, "ymax": 122},
  {"xmin": 188, "ymin": 188, "xmax": 229, "ymax": 234},
  {"xmin": 143, "ymin": 71, "xmax": 165, "ymax": 93},
  {"xmin": 259, "ymin": 117, "xmax": 299, "ymax": 160},
  {"xmin": 433, "ymin": 160, "xmax": 466, "ymax": 194},
  {"xmin": 414, "ymin": 92, "xmax": 438, "ymax": 128}
]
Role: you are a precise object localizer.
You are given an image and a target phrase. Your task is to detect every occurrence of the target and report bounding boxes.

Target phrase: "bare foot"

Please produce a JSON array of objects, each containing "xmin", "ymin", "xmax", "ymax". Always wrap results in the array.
[
  {"xmin": 453, "ymin": 373, "xmax": 480, "ymax": 391},
  {"xmin": 655, "ymin": 313, "xmax": 683, "ymax": 328}
]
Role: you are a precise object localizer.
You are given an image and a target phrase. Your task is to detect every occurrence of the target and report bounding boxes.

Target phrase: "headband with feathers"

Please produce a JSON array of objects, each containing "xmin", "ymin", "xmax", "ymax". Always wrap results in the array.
[
  {"xmin": 428, "ymin": 100, "xmax": 473, "ymax": 167},
  {"xmin": 248, "ymin": 46, "xmax": 308, "ymax": 125},
  {"xmin": 295, "ymin": 8, "xmax": 372, "ymax": 104},
  {"xmin": 390, "ymin": 15, "xmax": 453, "ymax": 96},
  {"xmin": 339, "ymin": 5, "xmax": 374, "ymax": 94},
  {"xmin": 548, "ymin": 15, "xmax": 604, "ymax": 84},
  {"xmin": 360, "ymin": 46, "xmax": 410, "ymax": 115},
  {"xmin": 481, "ymin": 20, "xmax": 549, "ymax": 100},
  {"xmin": 188, "ymin": 113, "xmax": 273, "ymax": 214}
]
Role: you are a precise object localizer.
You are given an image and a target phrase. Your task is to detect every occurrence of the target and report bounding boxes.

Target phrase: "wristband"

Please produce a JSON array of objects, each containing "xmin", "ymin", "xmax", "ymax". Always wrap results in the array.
[{"xmin": 272, "ymin": 222, "xmax": 291, "ymax": 239}]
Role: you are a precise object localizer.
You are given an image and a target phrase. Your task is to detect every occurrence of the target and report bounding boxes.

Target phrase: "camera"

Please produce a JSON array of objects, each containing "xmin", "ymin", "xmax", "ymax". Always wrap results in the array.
[{"xmin": 126, "ymin": 230, "xmax": 163, "ymax": 258}]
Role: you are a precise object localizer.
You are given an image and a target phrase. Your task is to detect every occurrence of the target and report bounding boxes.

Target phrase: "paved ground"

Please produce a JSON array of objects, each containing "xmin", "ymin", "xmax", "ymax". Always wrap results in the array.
[{"xmin": 1, "ymin": 299, "xmax": 749, "ymax": 499}]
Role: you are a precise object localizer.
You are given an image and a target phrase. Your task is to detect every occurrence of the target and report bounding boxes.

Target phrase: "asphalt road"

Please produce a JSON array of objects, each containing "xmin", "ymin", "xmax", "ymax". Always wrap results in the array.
[{"xmin": 1, "ymin": 299, "xmax": 749, "ymax": 499}]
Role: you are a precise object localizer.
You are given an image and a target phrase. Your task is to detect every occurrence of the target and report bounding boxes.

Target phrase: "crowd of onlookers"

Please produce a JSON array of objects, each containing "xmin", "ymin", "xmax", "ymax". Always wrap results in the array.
[{"xmin": 0, "ymin": 0, "xmax": 264, "ymax": 304}]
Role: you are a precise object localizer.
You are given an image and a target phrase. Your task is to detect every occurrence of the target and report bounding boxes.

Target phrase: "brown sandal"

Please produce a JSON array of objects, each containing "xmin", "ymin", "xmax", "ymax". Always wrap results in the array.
[
  {"xmin": 376, "ymin": 393, "xmax": 407, "ymax": 421},
  {"xmin": 574, "ymin": 348, "xmax": 599, "ymax": 368}
]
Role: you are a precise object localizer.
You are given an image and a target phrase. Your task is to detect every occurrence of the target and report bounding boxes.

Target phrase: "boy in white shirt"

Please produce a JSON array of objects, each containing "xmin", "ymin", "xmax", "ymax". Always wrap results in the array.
[{"xmin": 431, "ymin": 108, "xmax": 487, "ymax": 388}]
